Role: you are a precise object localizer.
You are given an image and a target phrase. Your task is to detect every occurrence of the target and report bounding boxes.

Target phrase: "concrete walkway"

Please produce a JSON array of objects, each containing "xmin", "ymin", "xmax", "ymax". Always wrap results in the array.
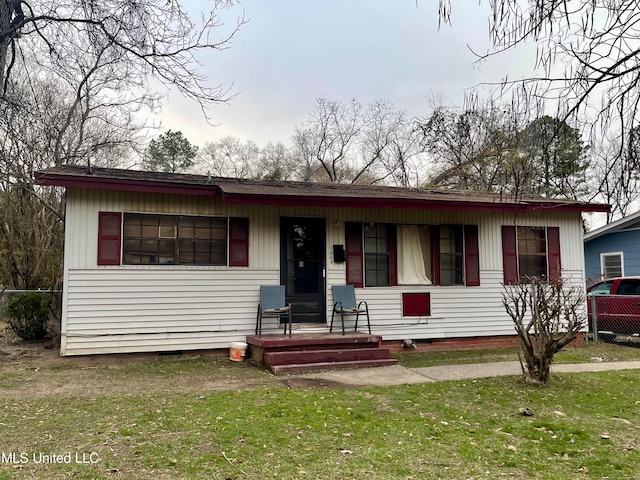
[{"xmin": 293, "ymin": 360, "xmax": 640, "ymax": 387}]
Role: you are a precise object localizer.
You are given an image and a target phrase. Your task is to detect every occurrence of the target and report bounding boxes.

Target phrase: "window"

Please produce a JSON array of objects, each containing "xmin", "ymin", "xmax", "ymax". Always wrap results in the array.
[
  {"xmin": 123, "ymin": 214, "xmax": 227, "ymax": 265},
  {"xmin": 439, "ymin": 225, "xmax": 464, "ymax": 286},
  {"xmin": 364, "ymin": 223, "xmax": 391, "ymax": 287},
  {"xmin": 601, "ymin": 252, "xmax": 623, "ymax": 279},
  {"xmin": 346, "ymin": 222, "xmax": 480, "ymax": 287},
  {"xmin": 617, "ymin": 279, "xmax": 640, "ymax": 295},
  {"xmin": 517, "ymin": 226, "xmax": 547, "ymax": 280},
  {"xmin": 501, "ymin": 225, "xmax": 561, "ymax": 284},
  {"xmin": 587, "ymin": 281, "xmax": 613, "ymax": 296},
  {"xmin": 97, "ymin": 212, "xmax": 249, "ymax": 267}
]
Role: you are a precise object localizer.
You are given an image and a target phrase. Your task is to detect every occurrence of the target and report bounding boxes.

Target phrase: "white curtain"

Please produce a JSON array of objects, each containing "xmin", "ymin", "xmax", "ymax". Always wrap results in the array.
[{"xmin": 398, "ymin": 225, "xmax": 431, "ymax": 285}]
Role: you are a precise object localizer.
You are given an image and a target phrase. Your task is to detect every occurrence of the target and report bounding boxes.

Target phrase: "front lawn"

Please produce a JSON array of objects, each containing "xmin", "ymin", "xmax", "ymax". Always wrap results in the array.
[{"xmin": 0, "ymin": 343, "xmax": 639, "ymax": 479}]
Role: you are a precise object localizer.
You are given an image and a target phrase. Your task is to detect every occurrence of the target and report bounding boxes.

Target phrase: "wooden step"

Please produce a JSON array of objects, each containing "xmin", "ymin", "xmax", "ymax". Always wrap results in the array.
[
  {"xmin": 269, "ymin": 358, "xmax": 399, "ymax": 375},
  {"xmin": 246, "ymin": 331, "xmax": 396, "ymax": 374},
  {"xmin": 246, "ymin": 332, "xmax": 382, "ymax": 349},
  {"xmin": 264, "ymin": 347, "xmax": 392, "ymax": 366}
]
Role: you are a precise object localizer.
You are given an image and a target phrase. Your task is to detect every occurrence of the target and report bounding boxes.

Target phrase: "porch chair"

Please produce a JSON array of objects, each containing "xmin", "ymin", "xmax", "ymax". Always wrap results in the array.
[
  {"xmin": 255, "ymin": 285, "xmax": 292, "ymax": 337},
  {"xmin": 330, "ymin": 285, "xmax": 371, "ymax": 335}
]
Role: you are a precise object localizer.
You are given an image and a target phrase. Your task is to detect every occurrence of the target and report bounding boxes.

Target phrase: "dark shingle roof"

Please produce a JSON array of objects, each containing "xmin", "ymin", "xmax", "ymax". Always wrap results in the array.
[{"xmin": 35, "ymin": 165, "xmax": 609, "ymax": 213}]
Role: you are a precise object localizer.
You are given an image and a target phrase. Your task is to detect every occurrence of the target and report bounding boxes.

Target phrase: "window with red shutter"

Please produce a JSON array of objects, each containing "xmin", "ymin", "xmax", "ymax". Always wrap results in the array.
[
  {"xmin": 98, "ymin": 212, "xmax": 122, "ymax": 265},
  {"xmin": 347, "ymin": 223, "xmax": 479, "ymax": 287},
  {"xmin": 502, "ymin": 225, "xmax": 562, "ymax": 284}
]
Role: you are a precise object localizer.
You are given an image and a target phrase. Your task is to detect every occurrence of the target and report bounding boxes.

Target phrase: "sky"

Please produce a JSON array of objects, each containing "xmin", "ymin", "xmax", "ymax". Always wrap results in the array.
[{"xmin": 154, "ymin": 1, "xmax": 537, "ymax": 148}]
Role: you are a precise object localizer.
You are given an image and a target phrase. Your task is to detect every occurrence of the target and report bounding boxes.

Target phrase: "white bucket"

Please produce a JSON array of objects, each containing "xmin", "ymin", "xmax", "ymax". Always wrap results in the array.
[{"xmin": 229, "ymin": 341, "xmax": 248, "ymax": 362}]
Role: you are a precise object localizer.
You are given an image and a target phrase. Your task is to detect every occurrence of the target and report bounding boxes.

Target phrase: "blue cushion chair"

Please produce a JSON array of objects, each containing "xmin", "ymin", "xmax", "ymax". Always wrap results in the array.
[
  {"xmin": 330, "ymin": 285, "xmax": 371, "ymax": 335},
  {"xmin": 255, "ymin": 285, "xmax": 292, "ymax": 337}
]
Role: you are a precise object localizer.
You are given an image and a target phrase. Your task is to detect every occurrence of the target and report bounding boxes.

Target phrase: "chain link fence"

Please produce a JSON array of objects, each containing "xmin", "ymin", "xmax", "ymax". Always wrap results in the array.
[{"xmin": 588, "ymin": 294, "xmax": 640, "ymax": 347}]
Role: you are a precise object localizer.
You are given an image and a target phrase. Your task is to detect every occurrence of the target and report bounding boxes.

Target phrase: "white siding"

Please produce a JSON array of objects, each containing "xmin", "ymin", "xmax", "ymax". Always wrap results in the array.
[
  {"xmin": 60, "ymin": 188, "xmax": 588, "ymax": 355},
  {"xmin": 62, "ymin": 269, "xmax": 278, "ymax": 355}
]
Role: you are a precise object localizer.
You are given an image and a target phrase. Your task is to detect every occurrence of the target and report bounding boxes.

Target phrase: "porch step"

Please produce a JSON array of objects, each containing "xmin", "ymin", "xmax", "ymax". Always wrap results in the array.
[
  {"xmin": 246, "ymin": 332, "xmax": 397, "ymax": 375},
  {"xmin": 270, "ymin": 358, "xmax": 399, "ymax": 375},
  {"xmin": 264, "ymin": 347, "xmax": 392, "ymax": 366}
]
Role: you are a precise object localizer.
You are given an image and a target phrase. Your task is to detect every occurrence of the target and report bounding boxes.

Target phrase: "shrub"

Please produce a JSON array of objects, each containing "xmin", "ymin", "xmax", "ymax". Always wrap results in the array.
[
  {"xmin": 3, "ymin": 292, "xmax": 51, "ymax": 341},
  {"xmin": 502, "ymin": 277, "xmax": 586, "ymax": 384}
]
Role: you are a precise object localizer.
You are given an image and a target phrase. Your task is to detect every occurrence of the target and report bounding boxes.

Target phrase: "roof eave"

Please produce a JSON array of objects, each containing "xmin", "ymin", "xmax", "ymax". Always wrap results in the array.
[
  {"xmin": 35, "ymin": 172, "xmax": 221, "ymax": 197},
  {"xmin": 35, "ymin": 171, "xmax": 610, "ymax": 214},
  {"xmin": 221, "ymin": 192, "xmax": 610, "ymax": 213},
  {"xmin": 584, "ymin": 209, "xmax": 640, "ymax": 242}
]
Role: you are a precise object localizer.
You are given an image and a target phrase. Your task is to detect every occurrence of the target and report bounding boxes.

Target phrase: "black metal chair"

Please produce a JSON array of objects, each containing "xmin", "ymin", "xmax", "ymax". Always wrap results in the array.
[
  {"xmin": 255, "ymin": 285, "xmax": 292, "ymax": 337},
  {"xmin": 330, "ymin": 285, "xmax": 371, "ymax": 335}
]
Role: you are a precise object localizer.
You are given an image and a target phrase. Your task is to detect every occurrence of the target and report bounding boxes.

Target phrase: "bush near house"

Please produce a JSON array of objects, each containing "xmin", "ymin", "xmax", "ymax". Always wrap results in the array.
[{"xmin": 2, "ymin": 292, "xmax": 52, "ymax": 341}]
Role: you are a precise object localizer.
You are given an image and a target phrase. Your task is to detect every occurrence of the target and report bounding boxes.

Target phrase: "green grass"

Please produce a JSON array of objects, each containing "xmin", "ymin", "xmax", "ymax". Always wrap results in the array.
[
  {"xmin": 1, "ymin": 371, "xmax": 640, "ymax": 479},
  {"xmin": 1, "ymin": 342, "xmax": 640, "ymax": 479}
]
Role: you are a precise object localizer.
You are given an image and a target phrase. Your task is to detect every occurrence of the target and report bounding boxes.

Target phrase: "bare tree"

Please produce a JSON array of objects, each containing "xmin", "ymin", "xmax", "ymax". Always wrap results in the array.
[
  {"xmin": 292, "ymin": 97, "xmax": 425, "ymax": 185},
  {"xmin": 419, "ymin": 103, "xmax": 519, "ymax": 192},
  {"xmin": 0, "ymin": 186, "xmax": 62, "ymax": 290},
  {"xmin": 503, "ymin": 277, "xmax": 586, "ymax": 385},
  {"xmin": 437, "ymin": 1, "xmax": 640, "ymax": 151},
  {"xmin": 0, "ymin": 75, "xmax": 139, "ymax": 291},
  {"xmin": 588, "ymin": 136, "xmax": 640, "ymax": 222},
  {"xmin": 198, "ymin": 136, "xmax": 260, "ymax": 179},
  {"xmin": 255, "ymin": 142, "xmax": 299, "ymax": 181},
  {"xmin": 0, "ymin": 1, "xmax": 244, "ymax": 112},
  {"xmin": 292, "ymin": 97, "xmax": 363, "ymax": 183}
]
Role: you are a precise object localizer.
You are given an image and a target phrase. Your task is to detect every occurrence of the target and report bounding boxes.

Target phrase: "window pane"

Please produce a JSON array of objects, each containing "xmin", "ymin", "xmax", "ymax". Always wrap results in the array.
[
  {"xmin": 123, "ymin": 223, "xmax": 141, "ymax": 237},
  {"xmin": 618, "ymin": 280, "xmax": 640, "ymax": 295},
  {"xmin": 588, "ymin": 281, "xmax": 613, "ymax": 295},
  {"xmin": 365, "ymin": 254, "xmax": 378, "ymax": 271},
  {"xmin": 141, "ymin": 225, "xmax": 157, "ymax": 237},
  {"xmin": 195, "ymin": 227, "xmax": 211, "ymax": 239},
  {"xmin": 519, "ymin": 254, "xmax": 547, "ymax": 280},
  {"xmin": 364, "ymin": 238, "xmax": 377, "ymax": 253}
]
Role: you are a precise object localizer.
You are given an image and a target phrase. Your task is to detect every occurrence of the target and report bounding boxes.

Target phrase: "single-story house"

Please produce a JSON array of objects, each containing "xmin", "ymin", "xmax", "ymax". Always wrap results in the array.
[
  {"xmin": 35, "ymin": 165, "xmax": 609, "ymax": 356},
  {"xmin": 584, "ymin": 209, "xmax": 640, "ymax": 284}
]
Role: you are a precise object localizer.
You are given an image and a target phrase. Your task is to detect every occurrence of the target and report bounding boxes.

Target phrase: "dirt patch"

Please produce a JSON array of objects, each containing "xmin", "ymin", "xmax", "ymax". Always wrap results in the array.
[
  {"xmin": 280, "ymin": 376, "xmax": 353, "ymax": 390},
  {"xmin": 0, "ymin": 323, "xmax": 398, "ymax": 397},
  {"xmin": 0, "ymin": 321, "xmax": 287, "ymax": 399}
]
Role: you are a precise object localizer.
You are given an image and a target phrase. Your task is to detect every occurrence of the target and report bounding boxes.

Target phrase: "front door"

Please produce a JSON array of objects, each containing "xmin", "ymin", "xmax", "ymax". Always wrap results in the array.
[{"xmin": 280, "ymin": 217, "xmax": 326, "ymax": 324}]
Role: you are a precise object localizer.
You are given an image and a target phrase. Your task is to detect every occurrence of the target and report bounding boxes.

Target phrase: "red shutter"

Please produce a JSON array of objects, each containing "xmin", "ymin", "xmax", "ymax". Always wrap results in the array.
[
  {"xmin": 388, "ymin": 224, "xmax": 398, "ymax": 286},
  {"xmin": 464, "ymin": 224, "xmax": 480, "ymax": 286},
  {"xmin": 97, "ymin": 212, "xmax": 122, "ymax": 265},
  {"xmin": 345, "ymin": 222, "xmax": 363, "ymax": 288},
  {"xmin": 546, "ymin": 226, "xmax": 561, "ymax": 284},
  {"xmin": 501, "ymin": 225, "xmax": 519, "ymax": 284},
  {"xmin": 229, "ymin": 217, "xmax": 249, "ymax": 267}
]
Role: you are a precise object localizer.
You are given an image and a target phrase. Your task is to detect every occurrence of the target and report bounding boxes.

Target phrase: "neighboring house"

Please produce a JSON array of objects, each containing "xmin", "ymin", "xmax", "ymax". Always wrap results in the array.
[
  {"xmin": 584, "ymin": 209, "xmax": 640, "ymax": 284},
  {"xmin": 35, "ymin": 165, "xmax": 608, "ymax": 356}
]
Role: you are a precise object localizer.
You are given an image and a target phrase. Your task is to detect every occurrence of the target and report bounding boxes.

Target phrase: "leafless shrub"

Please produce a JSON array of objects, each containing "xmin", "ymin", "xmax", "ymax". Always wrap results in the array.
[{"xmin": 502, "ymin": 277, "xmax": 586, "ymax": 384}]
